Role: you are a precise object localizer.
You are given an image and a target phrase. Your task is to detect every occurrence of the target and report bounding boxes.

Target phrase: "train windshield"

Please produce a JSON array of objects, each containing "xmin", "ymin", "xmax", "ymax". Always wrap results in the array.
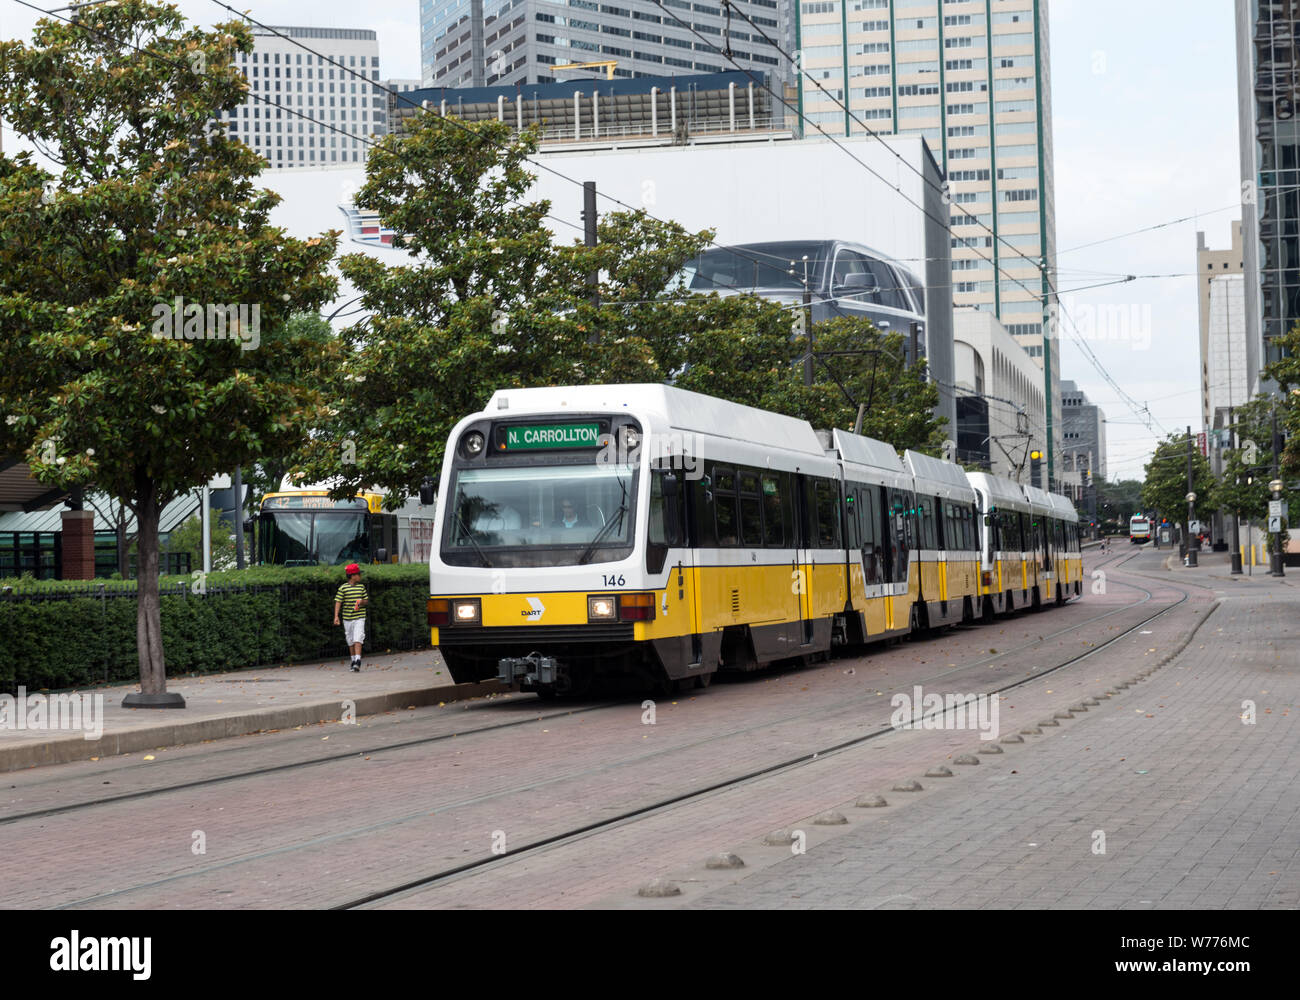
[{"xmin": 443, "ymin": 463, "xmax": 637, "ymax": 567}]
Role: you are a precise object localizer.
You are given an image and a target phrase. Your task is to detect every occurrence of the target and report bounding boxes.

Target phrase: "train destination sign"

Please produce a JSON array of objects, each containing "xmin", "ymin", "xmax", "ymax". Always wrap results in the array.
[{"xmin": 503, "ymin": 423, "xmax": 602, "ymax": 450}]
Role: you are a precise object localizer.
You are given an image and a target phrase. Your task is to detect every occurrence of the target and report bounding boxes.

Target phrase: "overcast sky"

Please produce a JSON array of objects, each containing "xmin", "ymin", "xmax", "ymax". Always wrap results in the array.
[{"xmin": 0, "ymin": 0, "xmax": 1242, "ymax": 481}]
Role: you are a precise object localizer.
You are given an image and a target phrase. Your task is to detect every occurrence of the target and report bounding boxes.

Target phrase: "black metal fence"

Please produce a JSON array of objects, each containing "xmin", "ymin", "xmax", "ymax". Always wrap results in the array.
[{"xmin": 0, "ymin": 577, "xmax": 430, "ymax": 690}]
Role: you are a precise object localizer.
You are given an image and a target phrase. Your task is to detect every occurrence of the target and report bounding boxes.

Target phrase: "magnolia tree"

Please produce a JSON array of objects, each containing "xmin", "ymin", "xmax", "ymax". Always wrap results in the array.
[{"xmin": 0, "ymin": 1, "xmax": 339, "ymax": 705}]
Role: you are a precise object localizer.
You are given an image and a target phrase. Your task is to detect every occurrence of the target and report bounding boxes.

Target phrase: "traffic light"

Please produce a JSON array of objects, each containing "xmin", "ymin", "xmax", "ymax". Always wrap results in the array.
[{"xmin": 1030, "ymin": 449, "xmax": 1042, "ymax": 489}]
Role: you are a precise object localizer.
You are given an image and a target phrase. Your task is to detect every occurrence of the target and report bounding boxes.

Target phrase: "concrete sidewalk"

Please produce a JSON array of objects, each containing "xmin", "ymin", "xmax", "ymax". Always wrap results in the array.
[
  {"xmin": 0, "ymin": 647, "xmax": 506, "ymax": 772},
  {"xmin": 1159, "ymin": 547, "xmax": 1297, "ymax": 587}
]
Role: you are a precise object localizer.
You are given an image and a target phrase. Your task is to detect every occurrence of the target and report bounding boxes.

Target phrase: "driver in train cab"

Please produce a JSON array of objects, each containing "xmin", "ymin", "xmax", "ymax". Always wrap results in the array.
[{"xmin": 553, "ymin": 497, "xmax": 589, "ymax": 529}]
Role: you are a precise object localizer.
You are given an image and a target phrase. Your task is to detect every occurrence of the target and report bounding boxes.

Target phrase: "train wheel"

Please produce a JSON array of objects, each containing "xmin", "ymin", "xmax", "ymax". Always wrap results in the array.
[{"xmin": 695, "ymin": 671, "xmax": 714, "ymax": 690}]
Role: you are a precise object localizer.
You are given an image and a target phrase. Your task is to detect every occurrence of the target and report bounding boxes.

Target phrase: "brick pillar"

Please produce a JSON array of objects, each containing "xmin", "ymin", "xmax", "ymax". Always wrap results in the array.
[{"xmin": 60, "ymin": 510, "xmax": 95, "ymax": 580}]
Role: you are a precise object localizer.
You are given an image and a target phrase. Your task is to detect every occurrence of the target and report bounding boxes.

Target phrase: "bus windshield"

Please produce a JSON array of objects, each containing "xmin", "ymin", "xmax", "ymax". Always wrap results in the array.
[
  {"xmin": 443, "ymin": 462, "xmax": 636, "ymax": 566},
  {"xmin": 258, "ymin": 510, "xmax": 371, "ymax": 565}
]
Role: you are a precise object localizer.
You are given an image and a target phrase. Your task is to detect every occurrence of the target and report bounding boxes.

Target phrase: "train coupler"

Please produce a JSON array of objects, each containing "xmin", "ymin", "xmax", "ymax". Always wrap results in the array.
[{"xmin": 498, "ymin": 652, "xmax": 561, "ymax": 688}]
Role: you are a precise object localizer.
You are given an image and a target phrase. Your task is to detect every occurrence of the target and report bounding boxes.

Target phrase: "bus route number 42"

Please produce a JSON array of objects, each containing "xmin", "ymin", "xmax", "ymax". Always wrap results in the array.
[{"xmin": 602, "ymin": 574, "xmax": 626, "ymax": 587}]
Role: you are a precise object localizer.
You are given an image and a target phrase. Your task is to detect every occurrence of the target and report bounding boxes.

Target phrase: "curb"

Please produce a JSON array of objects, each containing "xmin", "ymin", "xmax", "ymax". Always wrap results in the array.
[{"xmin": 0, "ymin": 679, "xmax": 510, "ymax": 773}]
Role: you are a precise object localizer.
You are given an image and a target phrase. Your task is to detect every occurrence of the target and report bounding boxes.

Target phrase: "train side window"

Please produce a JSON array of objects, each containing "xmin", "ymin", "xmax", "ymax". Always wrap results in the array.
[
  {"xmin": 761, "ymin": 473, "xmax": 786, "ymax": 547},
  {"xmin": 918, "ymin": 496, "xmax": 936, "ymax": 550},
  {"xmin": 814, "ymin": 479, "xmax": 840, "ymax": 548},
  {"xmin": 714, "ymin": 467, "xmax": 738, "ymax": 547},
  {"xmin": 648, "ymin": 470, "xmax": 684, "ymax": 547},
  {"xmin": 739, "ymin": 471, "xmax": 763, "ymax": 547},
  {"xmin": 860, "ymin": 485, "xmax": 882, "ymax": 584},
  {"xmin": 691, "ymin": 474, "xmax": 716, "ymax": 547},
  {"xmin": 1004, "ymin": 512, "xmax": 1015, "ymax": 551},
  {"xmin": 843, "ymin": 487, "xmax": 860, "ymax": 550}
]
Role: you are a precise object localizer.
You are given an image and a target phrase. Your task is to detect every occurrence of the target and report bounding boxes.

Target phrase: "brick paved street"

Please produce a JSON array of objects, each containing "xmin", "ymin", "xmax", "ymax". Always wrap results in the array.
[{"xmin": 654, "ymin": 565, "xmax": 1300, "ymax": 909}]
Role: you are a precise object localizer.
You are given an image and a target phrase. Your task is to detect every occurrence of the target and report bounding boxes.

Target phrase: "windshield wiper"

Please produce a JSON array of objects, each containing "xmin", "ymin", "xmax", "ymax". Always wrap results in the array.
[
  {"xmin": 578, "ymin": 479, "xmax": 630, "ymax": 566},
  {"xmin": 454, "ymin": 508, "xmax": 493, "ymax": 568}
]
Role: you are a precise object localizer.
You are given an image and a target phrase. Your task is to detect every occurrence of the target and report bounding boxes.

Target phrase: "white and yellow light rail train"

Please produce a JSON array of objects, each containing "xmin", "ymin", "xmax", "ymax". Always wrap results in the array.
[{"xmin": 426, "ymin": 385, "xmax": 1082, "ymax": 696}]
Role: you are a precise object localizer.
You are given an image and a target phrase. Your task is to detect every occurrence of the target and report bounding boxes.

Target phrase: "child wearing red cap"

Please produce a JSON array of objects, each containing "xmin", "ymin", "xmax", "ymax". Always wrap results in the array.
[{"xmin": 333, "ymin": 563, "xmax": 368, "ymax": 671}]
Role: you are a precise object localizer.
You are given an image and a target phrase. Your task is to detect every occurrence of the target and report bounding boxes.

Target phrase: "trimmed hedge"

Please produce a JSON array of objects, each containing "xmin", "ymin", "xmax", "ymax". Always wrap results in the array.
[{"xmin": 0, "ymin": 564, "xmax": 432, "ymax": 690}]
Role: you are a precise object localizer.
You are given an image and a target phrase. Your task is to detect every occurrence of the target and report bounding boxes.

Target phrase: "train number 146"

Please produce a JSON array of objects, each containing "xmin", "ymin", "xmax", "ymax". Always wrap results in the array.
[{"xmin": 601, "ymin": 574, "xmax": 626, "ymax": 587}]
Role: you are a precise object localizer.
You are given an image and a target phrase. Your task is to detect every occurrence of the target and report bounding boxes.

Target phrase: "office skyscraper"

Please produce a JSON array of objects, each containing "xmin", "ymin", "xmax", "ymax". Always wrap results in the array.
[
  {"xmin": 221, "ymin": 26, "xmax": 386, "ymax": 169},
  {"xmin": 419, "ymin": 0, "xmax": 791, "ymax": 88}
]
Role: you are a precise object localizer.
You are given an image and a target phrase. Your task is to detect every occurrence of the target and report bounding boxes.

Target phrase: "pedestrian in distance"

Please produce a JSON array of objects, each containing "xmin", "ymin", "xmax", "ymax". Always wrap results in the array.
[{"xmin": 334, "ymin": 563, "xmax": 368, "ymax": 672}]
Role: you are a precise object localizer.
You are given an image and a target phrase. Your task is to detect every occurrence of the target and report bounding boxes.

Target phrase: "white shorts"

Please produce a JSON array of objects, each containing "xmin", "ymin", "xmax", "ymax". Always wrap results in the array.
[{"xmin": 343, "ymin": 618, "xmax": 366, "ymax": 646}]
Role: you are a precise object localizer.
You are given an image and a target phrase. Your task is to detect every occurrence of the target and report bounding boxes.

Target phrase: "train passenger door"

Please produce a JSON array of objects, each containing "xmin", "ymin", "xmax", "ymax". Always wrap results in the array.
[
  {"xmin": 666, "ymin": 466, "xmax": 704, "ymax": 667},
  {"xmin": 793, "ymin": 474, "xmax": 815, "ymax": 646},
  {"xmin": 761, "ymin": 470, "xmax": 801, "ymax": 651},
  {"xmin": 887, "ymin": 488, "xmax": 913, "ymax": 629}
]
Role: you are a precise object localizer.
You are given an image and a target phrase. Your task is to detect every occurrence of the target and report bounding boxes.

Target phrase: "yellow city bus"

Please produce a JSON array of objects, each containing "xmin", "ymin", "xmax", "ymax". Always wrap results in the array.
[{"xmin": 255, "ymin": 484, "xmax": 436, "ymax": 566}]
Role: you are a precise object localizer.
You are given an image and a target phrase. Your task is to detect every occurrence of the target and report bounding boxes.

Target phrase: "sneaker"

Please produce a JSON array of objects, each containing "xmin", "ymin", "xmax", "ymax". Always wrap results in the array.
[{"xmin": 351, "ymin": 661, "xmax": 361, "ymax": 673}]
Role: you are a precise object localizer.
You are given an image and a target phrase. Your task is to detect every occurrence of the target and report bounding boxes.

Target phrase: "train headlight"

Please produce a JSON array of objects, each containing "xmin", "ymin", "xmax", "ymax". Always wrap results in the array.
[
  {"xmin": 588, "ymin": 595, "xmax": 617, "ymax": 621},
  {"xmin": 463, "ymin": 431, "xmax": 485, "ymax": 457},
  {"xmin": 452, "ymin": 598, "xmax": 481, "ymax": 624},
  {"xmin": 622, "ymin": 426, "xmax": 641, "ymax": 451}
]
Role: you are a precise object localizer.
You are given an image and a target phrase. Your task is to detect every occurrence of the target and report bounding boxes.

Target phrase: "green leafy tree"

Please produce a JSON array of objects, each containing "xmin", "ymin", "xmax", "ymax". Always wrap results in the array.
[
  {"xmin": 0, "ymin": 1, "xmax": 339, "ymax": 700},
  {"xmin": 1217, "ymin": 393, "xmax": 1297, "ymax": 553},
  {"xmin": 1140, "ymin": 431, "xmax": 1216, "ymax": 530},
  {"xmin": 241, "ymin": 312, "xmax": 337, "ymax": 517},
  {"xmin": 163, "ymin": 507, "xmax": 238, "ymax": 573},
  {"xmin": 1095, "ymin": 478, "xmax": 1143, "ymax": 533},
  {"xmin": 799, "ymin": 316, "xmax": 947, "ymax": 453},
  {"xmin": 1261, "ymin": 321, "xmax": 1300, "ymax": 481}
]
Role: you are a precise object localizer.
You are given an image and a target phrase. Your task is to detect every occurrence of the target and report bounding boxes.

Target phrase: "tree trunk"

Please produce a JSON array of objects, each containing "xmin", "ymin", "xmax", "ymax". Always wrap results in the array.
[
  {"xmin": 135, "ymin": 490, "xmax": 168, "ymax": 694},
  {"xmin": 116, "ymin": 509, "xmax": 129, "ymax": 578}
]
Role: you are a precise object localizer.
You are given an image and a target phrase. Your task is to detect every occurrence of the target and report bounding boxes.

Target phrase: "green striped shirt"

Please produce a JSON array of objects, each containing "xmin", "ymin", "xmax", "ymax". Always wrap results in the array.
[{"xmin": 335, "ymin": 582, "xmax": 368, "ymax": 621}]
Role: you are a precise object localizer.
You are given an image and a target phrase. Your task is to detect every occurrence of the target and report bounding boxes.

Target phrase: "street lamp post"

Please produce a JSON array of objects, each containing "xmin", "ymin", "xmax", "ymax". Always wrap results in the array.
[
  {"xmin": 1184, "ymin": 423, "xmax": 1199, "ymax": 567},
  {"xmin": 1229, "ymin": 407, "xmax": 1242, "ymax": 575},
  {"xmin": 1270, "ymin": 402, "xmax": 1286, "ymax": 577}
]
